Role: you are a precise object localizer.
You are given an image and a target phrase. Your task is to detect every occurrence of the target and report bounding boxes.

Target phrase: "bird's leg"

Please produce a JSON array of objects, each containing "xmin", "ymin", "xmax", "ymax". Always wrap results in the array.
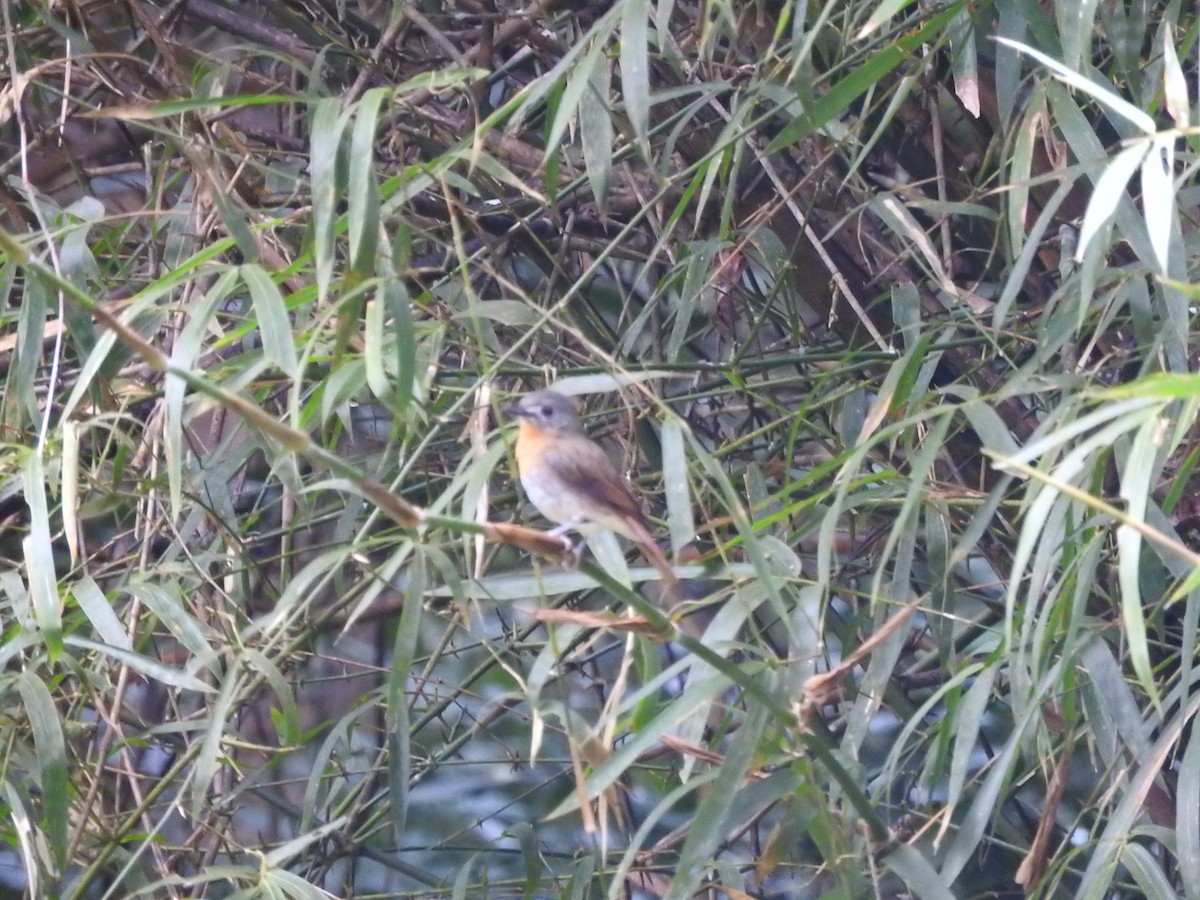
[
  {"xmin": 546, "ymin": 520, "xmax": 583, "ymax": 566},
  {"xmin": 546, "ymin": 519, "xmax": 583, "ymax": 538}
]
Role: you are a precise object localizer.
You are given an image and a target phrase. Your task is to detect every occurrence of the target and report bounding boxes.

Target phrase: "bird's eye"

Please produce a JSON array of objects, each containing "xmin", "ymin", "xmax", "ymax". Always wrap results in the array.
[{"xmin": 541, "ymin": 405, "xmax": 553, "ymax": 417}]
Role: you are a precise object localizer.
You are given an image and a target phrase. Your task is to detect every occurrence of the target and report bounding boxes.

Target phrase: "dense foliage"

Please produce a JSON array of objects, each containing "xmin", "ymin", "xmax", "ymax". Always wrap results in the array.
[{"xmin": 1, "ymin": 0, "xmax": 1199, "ymax": 897}]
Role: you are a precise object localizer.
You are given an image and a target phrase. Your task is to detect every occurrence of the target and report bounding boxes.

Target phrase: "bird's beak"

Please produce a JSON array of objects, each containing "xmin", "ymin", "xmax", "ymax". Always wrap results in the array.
[{"xmin": 503, "ymin": 403, "xmax": 527, "ymax": 418}]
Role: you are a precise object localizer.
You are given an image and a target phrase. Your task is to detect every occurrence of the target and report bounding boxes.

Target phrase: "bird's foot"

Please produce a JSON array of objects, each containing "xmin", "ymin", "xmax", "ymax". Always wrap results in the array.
[
  {"xmin": 547, "ymin": 533, "xmax": 582, "ymax": 568},
  {"xmin": 561, "ymin": 541, "xmax": 583, "ymax": 568}
]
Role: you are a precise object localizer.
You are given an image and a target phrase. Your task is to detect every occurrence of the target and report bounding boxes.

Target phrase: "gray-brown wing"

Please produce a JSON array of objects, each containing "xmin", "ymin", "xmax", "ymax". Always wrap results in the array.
[{"xmin": 543, "ymin": 439, "xmax": 648, "ymax": 526}]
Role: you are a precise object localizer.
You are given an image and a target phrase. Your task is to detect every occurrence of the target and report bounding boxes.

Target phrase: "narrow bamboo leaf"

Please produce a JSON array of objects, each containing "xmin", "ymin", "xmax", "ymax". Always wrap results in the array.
[
  {"xmin": 548, "ymin": 668, "xmax": 734, "ymax": 818},
  {"xmin": 885, "ymin": 844, "xmax": 957, "ymax": 898},
  {"xmin": 1116, "ymin": 415, "xmax": 1165, "ymax": 704},
  {"xmin": 388, "ymin": 551, "xmax": 426, "ymax": 842},
  {"xmin": 1045, "ymin": 81, "xmax": 1155, "ymax": 271},
  {"xmin": 310, "ymin": 97, "xmax": 348, "ymax": 305},
  {"xmin": 61, "ymin": 422, "xmax": 79, "ymax": 567},
  {"xmin": 588, "ymin": 530, "xmax": 633, "ymax": 587},
  {"xmin": 659, "ymin": 417, "xmax": 694, "ymax": 553},
  {"xmin": 241, "ymin": 264, "xmax": 299, "ymax": 377},
  {"xmin": 1140, "ymin": 136, "xmax": 1176, "ymax": 274},
  {"xmin": 348, "ymin": 88, "xmax": 388, "ymax": 275},
  {"xmin": 16, "ymin": 670, "xmax": 69, "ymax": 871},
  {"xmin": 1170, "ymin": 563, "xmax": 1200, "ymax": 605},
  {"xmin": 192, "ymin": 671, "xmax": 239, "ymax": 821},
  {"xmin": 320, "ymin": 353, "xmax": 367, "ymax": 427},
  {"xmin": 565, "ymin": 854, "xmax": 597, "ymax": 900},
  {"xmin": 84, "ymin": 92, "xmax": 299, "ymax": 119},
  {"xmin": 855, "ymin": 0, "xmax": 918, "ymax": 39},
  {"xmin": 452, "ymin": 853, "xmax": 483, "ymax": 900},
  {"xmin": 126, "ymin": 581, "xmax": 219, "ymax": 675},
  {"xmin": 1178, "ymin": 719, "xmax": 1200, "ymax": 899},
  {"xmin": 62, "ymin": 636, "xmax": 215, "ymax": 693},
  {"xmin": 948, "ymin": 7, "xmax": 980, "ymax": 116},
  {"xmin": 768, "ymin": 6, "xmax": 961, "ymax": 152},
  {"xmin": 1121, "ymin": 841, "xmax": 1182, "ymax": 899},
  {"xmin": 58, "ymin": 203, "xmax": 101, "ymax": 361},
  {"xmin": 258, "ymin": 869, "xmax": 323, "ymax": 898},
  {"xmin": 262, "ymin": 815, "xmax": 350, "ymax": 868},
  {"xmin": 937, "ymin": 667, "xmax": 997, "ymax": 844},
  {"xmin": 1002, "ymin": 396, "xmax": 1153, "ymax": 468},
  {"xmin": 1076, "ymin": 144, "xmax": 1147, "ymax": 264},
  {"xmin": 543, "ymin": 36, "xmax": 610, "ymax": 169},
  {"xmin": 364, "ymin": 286, "xmax": 389, "ymax": 400},
  {"xmin": 22, "ymin": 453, "xmax": 61, "ymax": 655},
  {"xmin": 609, "ymin": 772, "xmax": 718, "ymax": 897},
  {"xmin": 663, "ymin": 251, "xmax": 699, "ymax": 360},
  {"xmin": 1100, "ymin": 372, "xmax": 1200, "ymax": 400},
  {"xmin": 620, "ymin": 0, "xmax": 652, "ymax": 157},
  {"xmin": 664, "ymin": 699, "xmax": 770, "ymax": 900},
  {"xmin": 1057, "ymin": 0, "xmax": 1101, "ymax": 71},
  {"xmin": 580, "ymin": 48, "xmax": 614, "ymax": 213},
  {"xmin": 549, "ymin": 371, "xmax": 674, "ymax": 395},
  {"xmin": 2, "ymin": 783, "xmax": 38, "ymax": 897},
  {"xmin": 166, "ymin": 272, "xmax": 233, "ymax": 520},
  {"xmin": 300, "ymin": 714, "xmax": 351, "ymax": 832},
  {"xmin": 1076, "ymin": 691, "xmax": 1200, "ymax": 897},
  {"xmin": 863, "ymin": 413, "xmax": 953, "ymax": 611},
  {"xmin": 70, "ymin": 574, "xmax": 130, "ymax": 650},
  {"xmin": 996, "ymin": 37, "xmax": 1156, "ymax": 133},
  {"xmin": 1162, "ymin": 29, "xmax": 1191, "ymax": 127},
  {"xmin": 509, "ymin": 821, "xmax": 543, "ymax": 898},
  {"xmin": 0, "ymin": 258, "xmax": 33, "ymax": 426},
  {"xmin": 955, "ymin": 393, "xmax": 1021, "ymax": 456},
  {"xmin": 394, "ymin": 66, "xmax": 489, "ymax": 96},
  {"xmin": 994, "ymin": 0, "xmax": 1027, "ymax": 126},
  {"xmin": 1078, "ymin": 614, "xmax": 1153, "ymax": 760},
  {"xmin": 940, "ymin": 660, "xmax": 1064, "ymax": 882},
  {"xmin": 381, "ymin": 276, "xmax": 415, "ymax": 417},
  {"xmin": 206, "ymin": 181, "xmax": 259, "ymax": 264},
  {"xmin": 243, "ymin": 649, "xmax": 302, "ymax": 745}
]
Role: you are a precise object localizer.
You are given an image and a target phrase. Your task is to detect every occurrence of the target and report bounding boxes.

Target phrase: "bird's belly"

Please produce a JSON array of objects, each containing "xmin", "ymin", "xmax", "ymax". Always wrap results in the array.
[{"xmin": 520, "ymin": 469, "xmax": 586, "ymax": 528}]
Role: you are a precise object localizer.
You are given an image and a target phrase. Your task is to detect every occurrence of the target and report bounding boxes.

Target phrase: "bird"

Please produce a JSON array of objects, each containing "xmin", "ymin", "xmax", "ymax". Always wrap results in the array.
[{"xmin": 505, "ymin": 389, "xmax": 678, "ymax": 587}]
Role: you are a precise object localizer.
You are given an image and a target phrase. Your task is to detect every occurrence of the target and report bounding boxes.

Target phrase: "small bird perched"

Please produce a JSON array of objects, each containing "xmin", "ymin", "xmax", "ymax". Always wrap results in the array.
[{"xmin": 506, "ymin": 390, "xmax": 677, "ymax": 587}]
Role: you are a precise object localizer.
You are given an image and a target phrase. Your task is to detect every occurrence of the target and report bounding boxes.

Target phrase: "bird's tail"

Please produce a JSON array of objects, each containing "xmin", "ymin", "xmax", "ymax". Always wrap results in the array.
[{"xmin": 627, "ymin": 522, "xmax": 681, "ymax": 595}]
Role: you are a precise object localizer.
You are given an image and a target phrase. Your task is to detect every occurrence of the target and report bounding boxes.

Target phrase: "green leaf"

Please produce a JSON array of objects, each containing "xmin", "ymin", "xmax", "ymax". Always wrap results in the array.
[
  {"xmin": 23, "ymin": 453, "xmax": 62, "ymax": 656},
  {"xmin": 17, "ymin": 670, "xmax": 69, "ymax": 871},
  {"xmin": 381, "ymin": 276, "xmax": 415, "ymax": 417},
  {"xmin": 388, "ymin": 550, "xmax": 425, "ymax": 842},
  {"xmin": 998, "ymin": 36, "xmax": 1156, "ymax": 133},
  {"xmin": 620, "ymin": 0, "xmax": 652, "ymax": 158},
  {"xmin": 62, "ymin": 636, "xmax": 216, "ymax": 693},
  {"xmin": 855, "ymin": 0, "xmax": 919, "ymax": 39},
  {"xmin": 348, "ymin": 88, "xmax": 388, "ymax": 275},
  {"xmin": 69, "ymin": 575, "xmax": 131, "ymax": 650},
  {"xmin": 125, "ymin": 581, "xmax": 219, "ymax": 675},
  {"xmin": 1076, "ymin": 142, "xmax": 1146, "ymax": 265},
  {"xmin": 241, "ymin": 264, "xmax": 299, "ymax": 378},
  {"xmin": 659, "ymin": 417, "xmax": 695, "ymax": 553},
  {"xmin": 664, "ymin": 698, "xmax": 769, "ymax": 899},
  {"xmin": 1178, "ymin": 715, "xmax": 1200, "ymax": 898},
  {"xmin": 166, "ymin": 269, "xmax": 235, "ymax": 519},
  {"xmin": 767, "ymin": 5, "xmax": 961, "ymax": 153},
  {"xmin": 885, "ymin": 844, "xmax": 958, "ymax": 898},
  {"xmin": 1057, "ymin": 0, "xmax": 1101, "ymax": 71},
  {"xmin": 310, "ymin": 97, "xmax": 351, "ymax": 305},
  {"xmin": 579, "ymin": 44, "xmax": 614, "ymax": 214}
]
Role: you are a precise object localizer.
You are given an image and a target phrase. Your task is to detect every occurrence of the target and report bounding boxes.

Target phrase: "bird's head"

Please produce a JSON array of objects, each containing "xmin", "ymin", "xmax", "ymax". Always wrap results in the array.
[{"xmin": 505, "ymin": 390, "xmax": 585, "ymax": 435}]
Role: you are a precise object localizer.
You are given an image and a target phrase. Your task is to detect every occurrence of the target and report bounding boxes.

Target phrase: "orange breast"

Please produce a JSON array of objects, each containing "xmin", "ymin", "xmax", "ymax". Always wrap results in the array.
[
  {"xmin": 514, "ymin": 418, "xmax": 550, "ymax": 475},
  {"xmin": 514, "ymin": 420, "xmax": 580, "ymax": 527}
]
